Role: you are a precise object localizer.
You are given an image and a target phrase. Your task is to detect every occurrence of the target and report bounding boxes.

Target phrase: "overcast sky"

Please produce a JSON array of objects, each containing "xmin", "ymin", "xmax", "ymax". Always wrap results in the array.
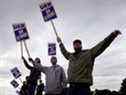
[{"xmin": 0, "ymin": 0, "xmax": 126, "ymax": 94}]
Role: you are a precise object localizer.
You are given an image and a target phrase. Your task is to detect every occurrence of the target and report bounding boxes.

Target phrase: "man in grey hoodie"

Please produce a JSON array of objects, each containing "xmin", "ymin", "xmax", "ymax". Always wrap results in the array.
[
  {"xmin": 56, "ymin": 30, "xmax": 121, "ymax": 95},
  {"xmin": 36, "ymin": 56, "xmax": 66, "ymax": 95}
]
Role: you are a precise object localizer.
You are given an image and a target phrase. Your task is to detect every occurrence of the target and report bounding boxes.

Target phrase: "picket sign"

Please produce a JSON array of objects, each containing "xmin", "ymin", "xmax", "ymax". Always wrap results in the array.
[
  {"xmin": 40, "ymin": 1, "xmax": 57, "ymax": 22},
  {"xmin": 10, "ymin": 79, "xmax": 19, "ymax": 88},
  {"xmin": 12, "ymin": 23, "xmax": 31, "ymax": 58},
  {"xmin": 48, "ymin": 43, "xmax": 56, "ymax": 55},
  {"xmin": 39, "ymin": 1, "xmax": 59, "ymax": 38},
  {"xmin": 11, "ymin": 67, "xmax": 21, "ymax": 79},
  {"xmin": 12, "ymin": 23, "xmax": 29, "ymax": 42}
]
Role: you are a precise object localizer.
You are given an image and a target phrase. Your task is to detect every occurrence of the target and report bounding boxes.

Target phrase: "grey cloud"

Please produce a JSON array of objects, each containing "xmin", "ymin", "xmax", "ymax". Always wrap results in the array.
[{"xmin": 0, "ymin": 0, "xmax": 126, "ymax": 94}]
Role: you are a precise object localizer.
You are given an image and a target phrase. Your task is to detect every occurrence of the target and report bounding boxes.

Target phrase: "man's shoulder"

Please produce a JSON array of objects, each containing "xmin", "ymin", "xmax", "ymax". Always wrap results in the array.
[
  {"xmin": 82, "ymin": 49, "xmax": 90, "ymax": 53},
  {"xmin": 56, "ymin": 65, "xmax": 64, "ymax": 70},
  {"xmin": 71, "ymin": 49, "xmax": 90, "ymax": 56},
  {"xmin": 56, "ymin": 65, "xmax": 62, "ymax": 68}
]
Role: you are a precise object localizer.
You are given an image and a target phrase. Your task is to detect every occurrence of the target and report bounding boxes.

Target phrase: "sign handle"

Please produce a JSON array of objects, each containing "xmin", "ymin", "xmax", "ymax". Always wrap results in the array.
[
  {"xmin": 20, "ymin": 41, "xmax": 23, "ymax": 57},
  {"xmin": 23, "ymin": 40, "xmax": 31, "ymax": 58},
  {"xmin": 19, "ymin": 77, "xmax": 23, "ymax": 84},
  {"xmin": 51, "ymin": 20, "xmax": 58, "ymax": 37}
]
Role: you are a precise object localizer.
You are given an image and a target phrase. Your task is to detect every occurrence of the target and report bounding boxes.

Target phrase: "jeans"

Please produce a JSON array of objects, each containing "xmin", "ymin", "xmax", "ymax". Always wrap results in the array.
[
  {"xmin": 28, "ymin": 83, "xmax": 37, "ymax": 95},
  {"xmin": 67, "ymin": 83, "xmax": 91, "ymax": 95},
  {"xmin": 45, "ymin": 94, "xmax": 63, "ymax": 95}
]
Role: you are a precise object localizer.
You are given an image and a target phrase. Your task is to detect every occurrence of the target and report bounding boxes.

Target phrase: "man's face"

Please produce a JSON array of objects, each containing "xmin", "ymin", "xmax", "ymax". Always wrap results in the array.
[
  {"xmin": 34, "ymin": 58, "xmax": 41, "ymax": 66},
  {"xmin": 51, "ymin": 57, "xmax": 57, "ymax": 65},
  {"xmin": 73, "ymin": 42, "xmax": 82, "ymax": 53}
]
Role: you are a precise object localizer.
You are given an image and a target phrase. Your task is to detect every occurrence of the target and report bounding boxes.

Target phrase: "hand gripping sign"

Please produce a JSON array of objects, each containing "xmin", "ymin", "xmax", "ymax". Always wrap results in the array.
[
  {"xmin": 12, "ymin": 23, "xmax": 29, "ymax": 42},
  {"xmin": 48, "ymin": 43, "xmax": 56, "ymax": 55},
  {"xmin": 40, "ymin": 1, "xmax": 57, "ymax": 22},
  {"xmin": 10, "ymin": 80, "xmax": 19, "ymax": 88},
  {"xmin": 11, "ymin": 67, "xmax": 21, "ymax": 79}
]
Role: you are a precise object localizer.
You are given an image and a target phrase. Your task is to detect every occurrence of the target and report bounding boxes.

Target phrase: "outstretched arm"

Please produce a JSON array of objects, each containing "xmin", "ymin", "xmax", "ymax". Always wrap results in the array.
[
  {"xmin": 22, "ymin": 56, "xmax": 33, "ymax": 70},
  {"xmin": 91, "ymin": 30, "xmax": 121, "ymax": 58},
  {"xmin": 57, "ymin": 36, "xmax": 71, "ymax": 60},
  {"xmin": 34, "ymin": 62, "xmax": 48, "ymax": 74}
]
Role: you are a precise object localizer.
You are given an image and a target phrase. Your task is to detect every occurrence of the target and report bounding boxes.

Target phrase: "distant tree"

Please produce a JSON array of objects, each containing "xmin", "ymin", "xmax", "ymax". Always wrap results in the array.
[
  {"xmin": 91, "ymin": 91, "xmax": 94, "ymax": 95},
  {"xmin": 119, "ymin": 78, "xmax": 126, "ymax": 95},
  {"xmin": 95, "ymin": 89, "xmax": 111, "ymax": 95},
  {"xmin": 111, "ymin": 91, "xmax": 119, "ymax": 95},
  {"xmin": 92, "ymin": 78, "xmax": 126, "ymax": 95}
]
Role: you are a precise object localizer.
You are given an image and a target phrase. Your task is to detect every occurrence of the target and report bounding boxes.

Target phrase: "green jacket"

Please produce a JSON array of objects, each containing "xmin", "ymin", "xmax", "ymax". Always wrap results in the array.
[{"xmin": 59, "ymin": 33, "xmax": 118, "ymax": 85}]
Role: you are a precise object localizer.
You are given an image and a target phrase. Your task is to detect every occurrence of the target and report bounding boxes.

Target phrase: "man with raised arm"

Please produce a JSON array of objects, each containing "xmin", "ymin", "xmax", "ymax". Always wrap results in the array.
[
  {"xmin": 22, "ymin": 56, "xmax": 41, "ymax": 95},
  {"xmin": 36, "ymin": 56, "xmax": 66, "ymax": 95},
  {"xmin": 56, "ymin": 30, "xmax": 121, "ymax": 95}
]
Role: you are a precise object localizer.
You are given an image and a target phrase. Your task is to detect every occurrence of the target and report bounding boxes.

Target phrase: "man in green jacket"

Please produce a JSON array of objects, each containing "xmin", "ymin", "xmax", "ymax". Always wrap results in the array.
[{"xmin": 57, "ymin": 30, "xmax": 121, "ymax": 95}]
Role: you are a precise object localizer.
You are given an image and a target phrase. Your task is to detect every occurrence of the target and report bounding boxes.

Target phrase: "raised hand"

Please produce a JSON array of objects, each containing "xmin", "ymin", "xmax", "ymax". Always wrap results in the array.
[
  {"xmin": 112, "ymin": 30, "xmax": 122, "ymax": 36},
  {"xmin": 57, "ymin": 36, "xmax": 62, "ymax": 44},
  {"xmin": 28, "ymin": 57, "xmax": 32, "ymax": 61},
  {"xmin": 22, "ymin": 56, "xmax": 25, "ymax": 60}
]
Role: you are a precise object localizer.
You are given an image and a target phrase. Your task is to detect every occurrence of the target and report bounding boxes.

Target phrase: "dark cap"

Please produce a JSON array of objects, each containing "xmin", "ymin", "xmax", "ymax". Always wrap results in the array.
[
  {"xmin": 73, "ymin": 39, "xmax": 82, "ymax": 45},
  {"xmin": 51, "ymin": 56, "xmax": 57, "ymax": 60}
]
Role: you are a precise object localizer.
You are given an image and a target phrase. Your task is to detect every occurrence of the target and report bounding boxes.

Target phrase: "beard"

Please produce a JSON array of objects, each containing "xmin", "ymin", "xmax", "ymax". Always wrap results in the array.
[
  {"xmin": 74, "ymin": 47, "xmax": 82, "ymax": 53},
  {"xmin": 52, "ymin": 62, "xmax": 56, "ymax": 65}
]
